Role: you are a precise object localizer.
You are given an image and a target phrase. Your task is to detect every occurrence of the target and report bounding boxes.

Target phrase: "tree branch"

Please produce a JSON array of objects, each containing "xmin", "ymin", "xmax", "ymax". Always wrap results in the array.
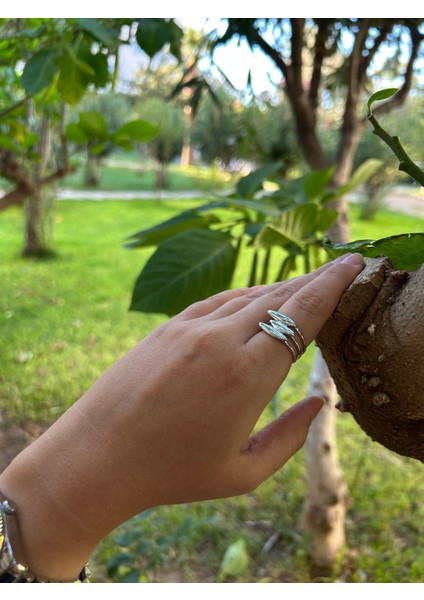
[
  {"xmin": 0, "ymin": 165, "xmax": 75, "ymax": 212},
  {"xmin": 290, "ymin": 18, "xmax": 305, "ymax": 96},
  {"xmin": 349, "ymin": 18, "xmax": 373, "ymax": 93},
  {"xmin": 249, "ymin": 22, "xmax": 290, "ymax": 82},
  {"xmin": 359, "ymin": 21, "xmax": 393, "ymax": 78},
  {"xmin": 0, "ymin": 97, "xmax": 31, "ymax": 121},
  {"xmin": 368, "ymin": 112, "xmax": 424, "ymax": 186},
  {"xmin": 309, "ymin": 19, "xmax": 333, "ymax": 112}
]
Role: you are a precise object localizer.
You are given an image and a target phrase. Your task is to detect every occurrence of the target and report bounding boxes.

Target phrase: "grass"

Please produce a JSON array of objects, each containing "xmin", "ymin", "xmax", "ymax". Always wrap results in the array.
[
  {"xmin": 62, "ymin": 156, "xmax": 235, "ymax": 192},
  {"xmin": 1, "ymin": 197, "xmax": 424, "ymax": 583}
]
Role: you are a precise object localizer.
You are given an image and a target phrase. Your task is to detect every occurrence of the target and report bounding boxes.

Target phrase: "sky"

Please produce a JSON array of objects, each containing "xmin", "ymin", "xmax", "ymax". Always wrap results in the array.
[{"xmin": 119, "ymin": 17, "xmax": 282, "ymax": 97}]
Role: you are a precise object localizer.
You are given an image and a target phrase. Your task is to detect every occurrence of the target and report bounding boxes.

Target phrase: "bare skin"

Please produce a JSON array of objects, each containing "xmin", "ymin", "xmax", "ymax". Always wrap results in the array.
[{"xmin": 0, "ymin": 253, "xmax": 364, "ymax": 582}]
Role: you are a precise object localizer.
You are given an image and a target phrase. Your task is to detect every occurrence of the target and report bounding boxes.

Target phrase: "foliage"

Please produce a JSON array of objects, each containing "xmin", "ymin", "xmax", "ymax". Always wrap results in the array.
[
  {"xmin": 0, "ymin": 18, "xmax": 184, "ymax": 218},
  {"xmin": 367, "ymin": 88, "xmax": 424, "ymax": 187},
  {"xmin": 324, "ymin": 233, "xmax": 424, "ymax": 271},
  {"xmin": 127, "ymin": 160, "xmax": 381, "ymax": 316},
  {"xmin": 325, "ymin": 90, "xmax": 424, "ymax": 269},
  {"xmin": 133, "ymin": 96, "xmax": 185, "ymax": 164},
  {"xmin": 66, "ymin": 111, "xmax": 158, "ymax": 155},
  {"xmin": 106, "ymin": 509, "xmax": 219, "ymax": 582}
]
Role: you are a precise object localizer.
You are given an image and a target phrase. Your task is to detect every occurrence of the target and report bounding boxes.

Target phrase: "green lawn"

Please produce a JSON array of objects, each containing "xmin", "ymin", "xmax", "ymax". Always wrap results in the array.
[
  {"xmin": 62, "ymin": 157, "xmax": 235, "ymax": 192},
  {"xmin": 1, "ymin": 198, "xmax": 423, "ymax": 583}
]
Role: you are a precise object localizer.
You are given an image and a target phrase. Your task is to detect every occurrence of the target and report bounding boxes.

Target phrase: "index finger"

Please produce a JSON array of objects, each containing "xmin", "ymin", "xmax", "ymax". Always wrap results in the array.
[{"xmin": 248, "ymin": 253, "xmax": 364, "ymax": 365}]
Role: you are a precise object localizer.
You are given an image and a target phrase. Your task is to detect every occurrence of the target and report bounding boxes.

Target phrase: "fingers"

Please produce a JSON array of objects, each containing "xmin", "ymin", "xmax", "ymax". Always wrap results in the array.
[
  {"xmin": 179, "ymin": 259, "xmax": 336, "ymax": 324},
  {"xmin": 213, "ymin": 260, "xmax": 335, "ymax": 333},
  {"xmin": 246, "ymin": 253, "xmax": 364, "ymax": 364},
  {"xmin": 274, "ymin": 253, "xmax": 364, "ymax": 345},
  {"xmin": 238, "ymin": 397, "xmax": 323, "ymax": 490},
  {"xmin": 179, "ymin": 286, "xmax": 259, "ymax": 320}
]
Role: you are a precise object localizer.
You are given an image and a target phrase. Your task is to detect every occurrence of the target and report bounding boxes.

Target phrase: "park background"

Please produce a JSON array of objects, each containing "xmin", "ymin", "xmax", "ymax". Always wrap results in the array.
[{"xmin": 1, "ymin": 18, "xmax": 424, "ymax": 583}]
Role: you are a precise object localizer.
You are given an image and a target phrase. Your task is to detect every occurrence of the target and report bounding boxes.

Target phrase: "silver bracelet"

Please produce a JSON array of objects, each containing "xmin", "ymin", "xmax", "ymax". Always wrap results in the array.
[{"xmin": 0, "ymin": 498, "xmax": 90, "ymax": 583}]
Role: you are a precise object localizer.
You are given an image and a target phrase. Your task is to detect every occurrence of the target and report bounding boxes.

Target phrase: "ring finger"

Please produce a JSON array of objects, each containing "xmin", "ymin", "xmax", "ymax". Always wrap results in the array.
[{"xmin": 245, "ymin": 253, "xmax": 364, "ymax": 367}]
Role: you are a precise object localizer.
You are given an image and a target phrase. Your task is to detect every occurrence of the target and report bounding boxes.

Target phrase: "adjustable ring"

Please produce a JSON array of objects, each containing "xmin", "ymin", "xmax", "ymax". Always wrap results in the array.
[{"xmin": 259, "ymin": 310, "xmax": 307, "ymax": 362}]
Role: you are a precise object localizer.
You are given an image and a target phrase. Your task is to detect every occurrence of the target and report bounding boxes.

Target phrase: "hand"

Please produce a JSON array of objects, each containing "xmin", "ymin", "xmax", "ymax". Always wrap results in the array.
[{"xmin": 0, "ymin": 253, "xmax": 364, "ymax": 581}]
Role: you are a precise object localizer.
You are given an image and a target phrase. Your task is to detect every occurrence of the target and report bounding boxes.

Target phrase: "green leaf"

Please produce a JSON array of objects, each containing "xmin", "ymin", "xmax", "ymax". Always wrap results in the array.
[
  {"xmin": 76, "ymin": 18, "xmax": 118, "ymax": 47},
  {"xmin": 21, "ymin": 49, "xmax": 59, "ymax": 96},
  {"xmin": 65, "ymin": 123, "xmax": 89, "ymax": 144},
  {"xmin": 367, "ymin": 88, "xmax": 398, "ymax": 115},
  {"xmin": 218, "ymin": 539, "xmax": 250, "ymax": 581},
  {"xmin": 256, "ymin": 204, "xmax": 336, "ymax": 250},
  {"xmin": 323, "ymin": 233, "xmax": 424, "ymax": 270},
  {"xmin": 236, "ymin": 161, "xmax": 282, "ymax": 199},
  {"xmin": 125, "ymin": 212, "xmax": 221, "ymax": 248},
  {"xmin": 56, "ymin": 54, "xmax": 88, "ymax": 105},
  {"xmin": 303, "ymin": 166, "xmax": 335, "ymax": 200},
  {"xmin": 334, "ymin": 158, "xmax": 383, "ymax": 198},
  {"xmin": 136, "ymin": 19, "xmax": 181, "ymax": 59},
  {"xmin": 78, "ymin": 111, "xmax": 109, "ymax": 139},
  {"xmin": 85, "ymin": 52, "xmax": 109, "ymax": 87},
  {"xmin": 114, "ymin": 119, "xmax": 159, "ymax": 144},
  {"xmin": 130, "ymin": 229, "xmax": 238, "ymax": 315}
]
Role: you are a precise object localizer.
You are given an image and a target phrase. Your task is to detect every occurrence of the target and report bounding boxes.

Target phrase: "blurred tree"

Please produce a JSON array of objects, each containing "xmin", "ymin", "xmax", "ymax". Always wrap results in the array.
[
  {"xmin": 133, "ymin": 96, "xmax": 185, "ymax": 190},
  {"xmin": 0, "ymin": 17, "xmax": 181, "ymax": 255},
  {"xmin": 74, "ymin": 92, "xmax": 133, "ymax": 186}
]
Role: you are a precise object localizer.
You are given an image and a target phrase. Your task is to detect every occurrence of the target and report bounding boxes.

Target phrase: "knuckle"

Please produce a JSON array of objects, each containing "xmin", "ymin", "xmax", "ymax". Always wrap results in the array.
[{"xmin": 190, "ymin": 324, "xmax": 221, "ymax": 356}]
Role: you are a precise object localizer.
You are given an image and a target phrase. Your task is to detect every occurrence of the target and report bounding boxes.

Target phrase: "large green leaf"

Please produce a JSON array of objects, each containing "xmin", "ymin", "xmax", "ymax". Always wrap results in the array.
[
  {"xmin": 21, "ymin": 49, "xmax": 58, "ymax": 96},
  {"xmin": 324, "ymin": 233, "xmax": 424, "ymax": 270},
  {"xmin": 125, "ymin": 212, "xmax": 221, "ymax": 248},
  {"xmin": 236, "ymin": 162, "xmax": 282, "ymax": 199},
  {"xmin": 256, "ymin": 204, "xmax": 337, "ymax": 250},
  {"xmin": 130, "ymin": 229, "xmax": 238, "ymax": 315}
]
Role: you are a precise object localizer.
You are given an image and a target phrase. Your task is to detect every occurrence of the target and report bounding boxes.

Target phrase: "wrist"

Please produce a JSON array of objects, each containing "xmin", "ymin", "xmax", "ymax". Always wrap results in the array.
[
  {"xmin": 0, "ymin": 401, "xmax": 154, "ymax": 582},
  {"xmin": 0, "ymin": 448, "xmax": 97, "ymax": 582}
]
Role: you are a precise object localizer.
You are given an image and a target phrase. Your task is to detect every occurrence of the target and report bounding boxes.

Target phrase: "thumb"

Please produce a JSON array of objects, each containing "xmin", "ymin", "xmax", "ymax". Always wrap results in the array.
[{"xmin": 241, "ymin": 396, "xmax": 323, "ymax": 485}]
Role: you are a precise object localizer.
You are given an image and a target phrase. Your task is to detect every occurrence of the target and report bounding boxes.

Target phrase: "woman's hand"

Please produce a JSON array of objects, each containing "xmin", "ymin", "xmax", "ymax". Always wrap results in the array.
[{"xmin": 0, "ymin": 253, "xmax": 364, "ymax": 581}]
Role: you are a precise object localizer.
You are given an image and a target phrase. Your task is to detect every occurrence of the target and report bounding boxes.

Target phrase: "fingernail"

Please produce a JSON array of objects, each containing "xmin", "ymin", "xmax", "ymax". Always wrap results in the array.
[{"xmin": 341, "ymin": 253, "xmax": 364, "ymax": 266}]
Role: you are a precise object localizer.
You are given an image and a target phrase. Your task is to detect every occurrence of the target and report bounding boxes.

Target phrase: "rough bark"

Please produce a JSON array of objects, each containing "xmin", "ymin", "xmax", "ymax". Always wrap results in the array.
[{"xmin": 316, "ymin": 257, "xmax": 424, "ymax": 462}]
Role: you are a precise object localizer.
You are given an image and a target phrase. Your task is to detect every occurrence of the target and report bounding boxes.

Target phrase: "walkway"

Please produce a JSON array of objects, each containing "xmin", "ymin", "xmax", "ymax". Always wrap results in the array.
[{"xmin": 57, "ymin": 185, "xmax": 424, "ymax": 217}]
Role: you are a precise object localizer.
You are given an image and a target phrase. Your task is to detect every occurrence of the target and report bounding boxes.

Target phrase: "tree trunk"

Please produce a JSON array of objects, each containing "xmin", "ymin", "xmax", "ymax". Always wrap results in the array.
[
  {"xmin": 23, "ymin": 116, "xmax": 55, "ymax": 257},
  {"xmin": 300, "ymin": 117, "xmax": 365, "ymax": 570},
  {"xmin": 84, "ymin": 149, "xmax": 101, "ymax": 187},
  {"xmin": 302, "ymin": 351, "xmax": 350, "ymax": 572},
  {"xmin": 317, "ymin": 257, "xmax": 424, "ymax": 462}
]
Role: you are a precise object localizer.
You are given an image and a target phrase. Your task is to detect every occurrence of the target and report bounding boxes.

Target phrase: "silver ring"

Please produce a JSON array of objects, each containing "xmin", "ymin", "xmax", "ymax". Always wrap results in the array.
[{"xmin": 259, "ymin": 310, "xmax": 306, "ymax": 362}]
